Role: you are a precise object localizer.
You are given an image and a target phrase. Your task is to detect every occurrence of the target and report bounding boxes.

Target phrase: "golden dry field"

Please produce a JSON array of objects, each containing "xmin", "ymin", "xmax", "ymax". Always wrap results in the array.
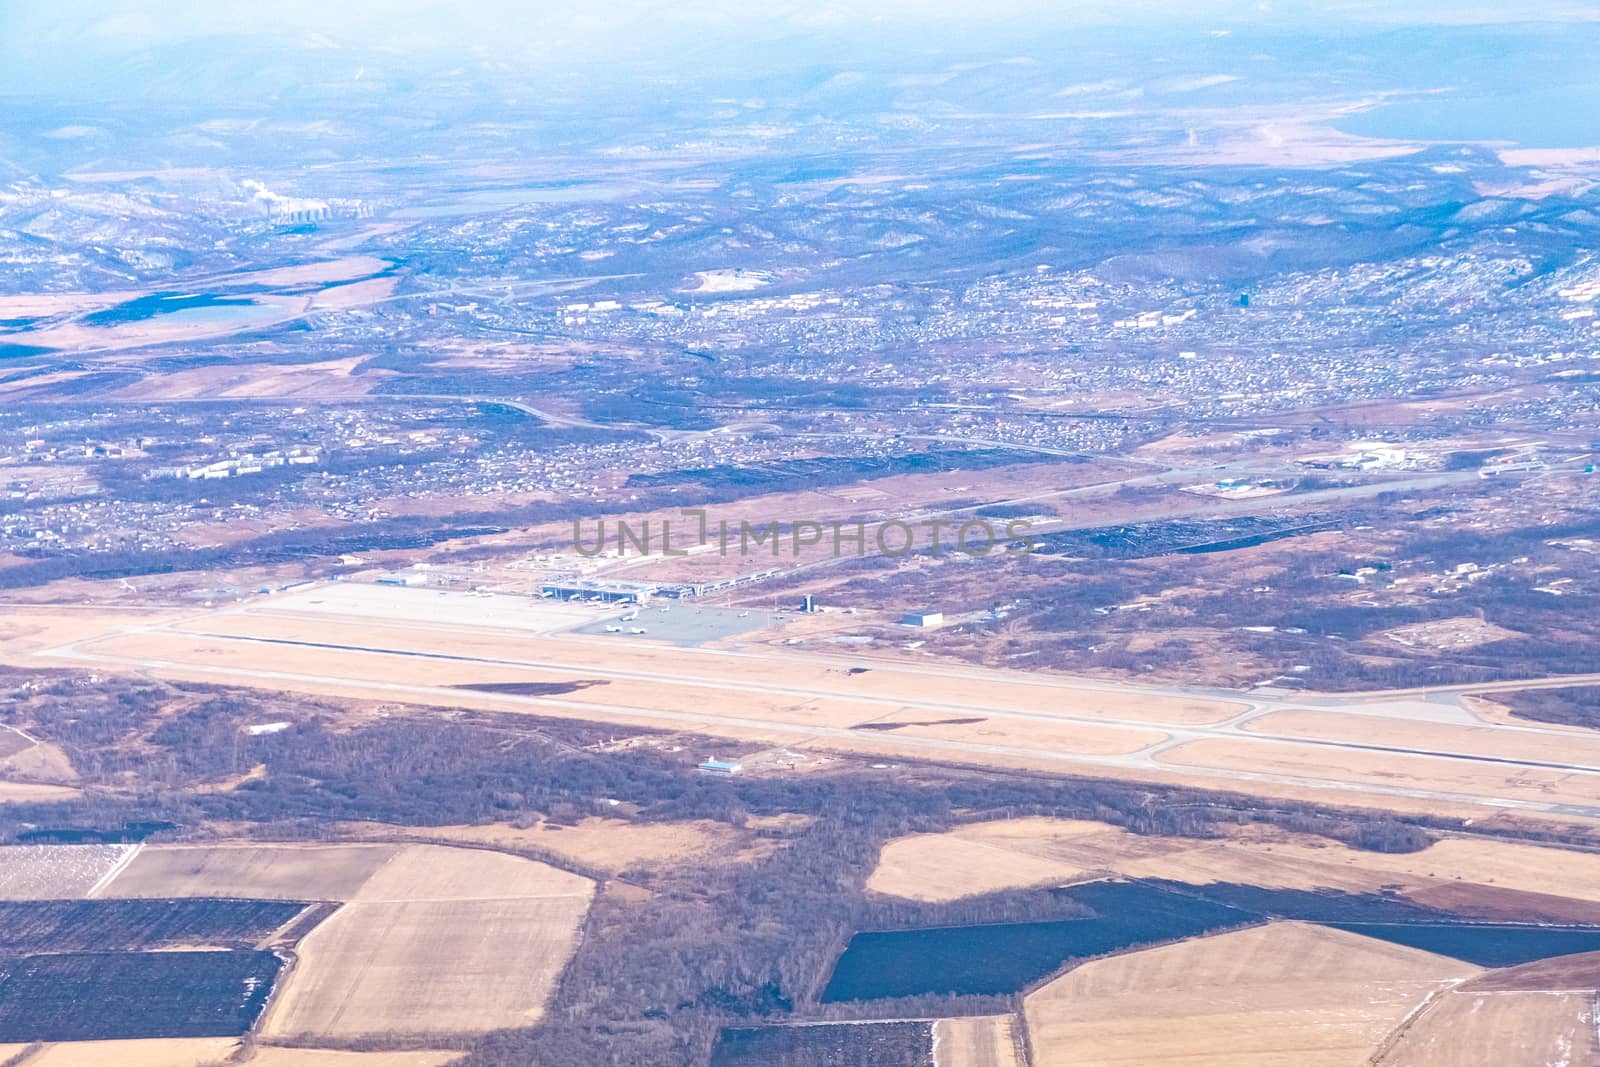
[
  {"xmin": 28, "ymin": 841, "xmax": 595, "ymax": 1048},
  {"xmin": 260, "ymin": 846, "xmax": 593, "ymax": 1040},
  {"xmin": 102, "ymin": 844, "xmax": 400, "ymax": 901},
  {"xmin": 16, "ymin": 1038, "xmax": 240, "ymax": 1067},
  {"xmin": 868, "ymin": 819, "xmax": 1109, "ymax": 900},
  {"xmin": 1373, "ymin": 991, "xmax": 1595, "ymax": 1066},
  {"xmin": 4, "ymin": 1044, "xmax": 466, "ymax": 1067},
  {"xmin": 333, "ymin": 816, "xmax": 755, "ymax": 873},
  {"xmin": 867, "ymin": 816, "xmax": 1600, "ymax": 909},
  {"xmin": 347, "ymin": 843, "xmax": 592, "ymax": 901},
  {"xmin": 1023, "ymin": 922, "xmax": 1477, "ymax": 1067},
  {"xmin": 0, "ymin": 741, "xmax": 77, "ymax": 784},
  {"xmin": 0, "ymin": 781, "xmax": 79, "ymax": 803},
  {"xmin": 264, "ymin": 897, "xmax": 591, "ymax": 1039},
  {"xmin": 236, "ymin": 1051, "xmax": 462, "ymax": 1067},
  {"xmin": 934, "ymin": 1014, "xmax": 1025, "ymax": 1067}
]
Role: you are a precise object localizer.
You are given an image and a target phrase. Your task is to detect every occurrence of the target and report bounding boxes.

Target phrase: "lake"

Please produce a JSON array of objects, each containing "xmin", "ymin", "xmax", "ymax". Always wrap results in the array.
[{"xmin": 82, "ymin": 292, "xmax": 283, "ymax": 330}]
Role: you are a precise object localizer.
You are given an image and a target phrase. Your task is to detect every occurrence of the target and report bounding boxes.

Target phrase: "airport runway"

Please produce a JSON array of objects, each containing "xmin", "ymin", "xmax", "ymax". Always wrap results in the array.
[{"xmin": 19, "ymin": 586, "xmax": 1600, "ymax": 824}]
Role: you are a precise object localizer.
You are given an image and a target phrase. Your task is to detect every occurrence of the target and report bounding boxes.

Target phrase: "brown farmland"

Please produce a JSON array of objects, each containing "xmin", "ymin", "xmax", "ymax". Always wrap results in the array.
[{"xmin": 1023, "ymin": 922, "xmax": 1477, "ymax": 1067}]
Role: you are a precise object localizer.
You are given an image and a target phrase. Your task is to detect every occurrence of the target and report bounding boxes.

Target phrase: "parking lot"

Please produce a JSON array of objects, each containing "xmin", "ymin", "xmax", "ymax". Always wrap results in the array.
[{"xmin": 573, "ymin": 603, "xmax": 789, "ymax": 647}]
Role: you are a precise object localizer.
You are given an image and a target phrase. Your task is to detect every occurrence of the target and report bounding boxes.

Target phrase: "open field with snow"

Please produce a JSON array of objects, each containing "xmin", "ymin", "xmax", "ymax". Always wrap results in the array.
[{"xmin": 0, "ymin": 845, "xmax": 135, "ymax": 900}]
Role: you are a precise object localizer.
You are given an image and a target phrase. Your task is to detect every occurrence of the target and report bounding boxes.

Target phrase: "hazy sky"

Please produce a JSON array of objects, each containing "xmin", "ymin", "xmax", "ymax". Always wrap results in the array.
[
  {"xmin": 5, "ymin": 0, "xmax": 1596, "ymax": 57},
  {"xmin": 1, "ymin": 0, "xmax": 1594, "ymax": 107}
]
